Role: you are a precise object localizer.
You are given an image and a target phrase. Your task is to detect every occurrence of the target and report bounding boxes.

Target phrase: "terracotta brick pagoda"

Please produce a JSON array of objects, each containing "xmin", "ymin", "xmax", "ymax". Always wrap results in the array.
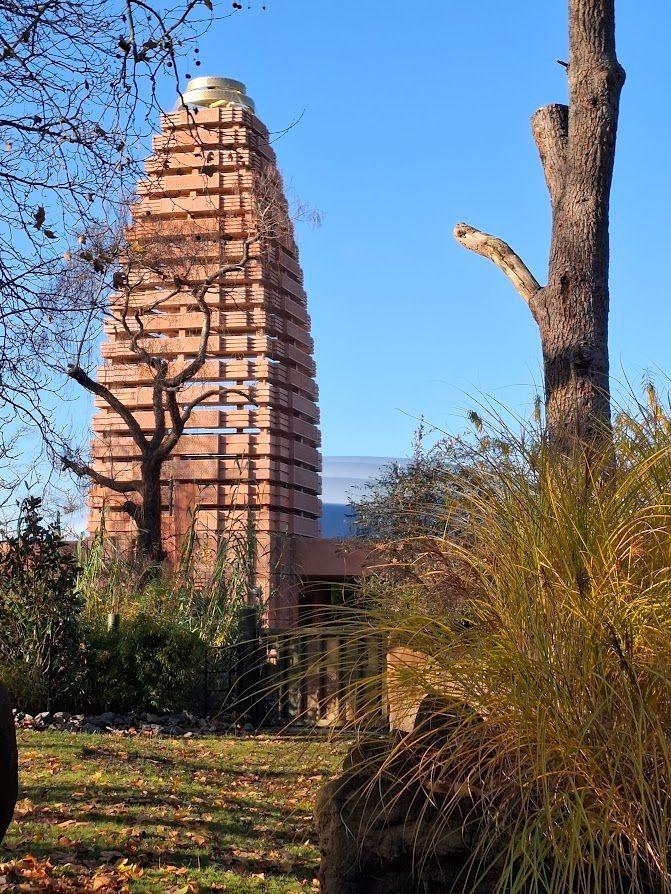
[{"xmin": 87, "ymin": 78, "xmax": 321, "ymax": 624}]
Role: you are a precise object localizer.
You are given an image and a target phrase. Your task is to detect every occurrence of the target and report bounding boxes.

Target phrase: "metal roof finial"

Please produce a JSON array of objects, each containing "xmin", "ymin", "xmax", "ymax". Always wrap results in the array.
[{"xmin": 180, "ymin": 76, "xmax": 255, "ymax": 112}]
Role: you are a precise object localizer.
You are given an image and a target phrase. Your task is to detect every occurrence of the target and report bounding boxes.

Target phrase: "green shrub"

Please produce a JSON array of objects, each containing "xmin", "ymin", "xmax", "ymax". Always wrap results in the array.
[
  {"xmin": 87, "ymin": 613, "xmax": 207, "ymax": 714},
  {"xmin": 72, "ymin": 504, "xmax": 251, "ymax": 715},
  {"xmin": 77, "ymin": 508, "xmax": 248, "ymax": 649},
  {"xmin": 0, "ymin": 496, "xmax": 84, "ymax": 710},
  {"xmin": 0, "ymin": 661, "xmax": 48, "ymax": 715}
]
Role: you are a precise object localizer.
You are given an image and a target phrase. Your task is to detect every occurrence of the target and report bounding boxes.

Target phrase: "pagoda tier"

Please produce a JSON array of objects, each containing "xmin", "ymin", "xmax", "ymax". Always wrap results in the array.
[{"xmin": 88, "ymin": 85, "xmax": 321, "ymax": 622}]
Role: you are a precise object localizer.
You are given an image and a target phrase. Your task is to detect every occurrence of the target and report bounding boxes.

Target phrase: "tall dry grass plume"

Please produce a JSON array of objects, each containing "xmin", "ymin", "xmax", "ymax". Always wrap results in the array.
[{"xmin": 310, "ymin": 391, "xmax": 671, "ymax": 893}]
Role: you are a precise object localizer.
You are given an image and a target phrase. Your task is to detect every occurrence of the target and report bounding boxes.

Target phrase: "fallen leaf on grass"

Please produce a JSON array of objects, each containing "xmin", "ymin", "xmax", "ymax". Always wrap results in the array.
[
  {"xmin": 0, "ymin": 856, "xmax": 132, "ymax": 893},
  {"xmin": 114, "ymin": 859, "xmax": 143, "ymax": 877},
  {"xmin": 91, "ymin": 875, "xmax": 118, "ymax": 891},
  {"xmin": 185, "ymin": 832, "xmax": 207, "ymax": 847}
]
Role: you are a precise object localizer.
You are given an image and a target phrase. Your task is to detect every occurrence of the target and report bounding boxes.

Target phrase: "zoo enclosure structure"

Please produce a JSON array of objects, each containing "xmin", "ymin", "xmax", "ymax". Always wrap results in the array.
[
  {"xmin": 86, "ymin": 76, "xmax": 376, "ymax": 717},
  {"xmin": 88, "ymin": 78, "xmax": 321, "ymax": 626}
]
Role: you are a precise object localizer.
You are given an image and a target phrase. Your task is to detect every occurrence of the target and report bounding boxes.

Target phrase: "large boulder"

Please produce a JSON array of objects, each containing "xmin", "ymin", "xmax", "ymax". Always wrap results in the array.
[
  {"xmin": 315, "ymin": 735, "xmax": 489, "ymax": 894},
  {"xmin": 316, "ymin": 693, "xmax": 498, "ymax": 894},
  {"xmin": 0, "ymin": 682, "xmax": 18, "ymax": 843}
]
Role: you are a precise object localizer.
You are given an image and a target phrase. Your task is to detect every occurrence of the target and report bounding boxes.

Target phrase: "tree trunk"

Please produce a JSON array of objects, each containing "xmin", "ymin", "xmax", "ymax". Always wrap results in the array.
[
  {"xmin": 537, "ymin": 0, "xmax": 624, "ymax": 449},
  {"xmin": 136, "ymin": 460, "xmax": 166, "ymax": 563},
  {"xmin": 0, "ymin": 682, "xmax": 18, "ymax": 843},
  {"xmin": 456, "ymin": 0, "xmax": 625, "ymax": 452}
]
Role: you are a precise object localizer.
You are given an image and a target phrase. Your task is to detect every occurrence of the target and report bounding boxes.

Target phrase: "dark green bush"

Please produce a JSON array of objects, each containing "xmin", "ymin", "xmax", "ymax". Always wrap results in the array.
[
  {"xmin": 0, "ymin": 499, "xmax": 207, "ymax": 715},
  {"xmin": 0, "ymin": 497, "xmax": 84, "ymax": 710},
  {"xmin": 87, "ymin": 613, "xmax": 207, "ymax": 714},
  {"xmin": 0, "ymin": 661, "xmax": 48, "ymax": 715}
]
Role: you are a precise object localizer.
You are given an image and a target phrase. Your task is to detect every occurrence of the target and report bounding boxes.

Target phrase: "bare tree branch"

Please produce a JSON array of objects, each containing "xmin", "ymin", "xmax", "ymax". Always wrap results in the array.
[
  {"xmin": 453, "ymin": 223, "xmax": 543, "ymax": 317},
  {"xmin": 162, "ymin": 237, "xmax": 257, "ymax": 390},
  {"xmin": 61, "ymin": 456, "xmax": 141, "ymax": 493},
  {"xmin": 67, "ymin": 363, "xmax": 147, "ymax": 451},
  {"xmin": 158, "ymin": 387, "xmax": 220, "ymax": 459},
  {"xmin": 0, "ymin": 0, "xmax": 220, "ymax": 441},
  {"xmin": 121, "ymin": 499, "xmax": 141, "ymax": 520}
]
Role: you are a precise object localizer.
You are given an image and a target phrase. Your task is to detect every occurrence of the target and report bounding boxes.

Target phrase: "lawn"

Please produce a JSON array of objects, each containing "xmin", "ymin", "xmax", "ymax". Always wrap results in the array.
[{"xmin": 0, "ymin": 730, "xmax": 348, "ymax": 893}]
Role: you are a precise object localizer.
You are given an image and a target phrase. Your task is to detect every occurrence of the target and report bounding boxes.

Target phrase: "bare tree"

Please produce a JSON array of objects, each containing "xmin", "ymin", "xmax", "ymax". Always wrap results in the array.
[
  {"xmin": 0, "ymin": 0, "xmax": 236, "ymax": 433},
  {"xmin": 455, "ymin": 0, "xmax": 625, "ymax": 451},
  {"xmin": 59, "ymin": 168, "xmax": 289, "ymax": 561}
]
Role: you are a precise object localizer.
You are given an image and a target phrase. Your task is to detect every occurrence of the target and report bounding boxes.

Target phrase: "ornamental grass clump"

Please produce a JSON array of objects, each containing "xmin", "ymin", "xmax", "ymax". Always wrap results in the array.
[
  {"xmin": 77, "ymin": 502, "xmax": 250, "ymax": 647},
  {"xmin": 338, "ymin": 397, "xmax": 671, "ymax": 894}
]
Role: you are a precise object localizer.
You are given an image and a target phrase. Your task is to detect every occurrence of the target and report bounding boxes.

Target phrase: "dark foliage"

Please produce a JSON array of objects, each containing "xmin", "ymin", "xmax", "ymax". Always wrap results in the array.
[
  {"xmin": 349, "ymin": 424, "xmax": 520, "ymax": 612},
  {"xmin": 87, "ymin": 613, "xmax": 207, "ymax": 714},
  {"xmin": 0, "ymin": 496, "xmax": 83, "ymax": 709},
  {"xmin": 351, "ymin": 448, "xmax": 452, "ymax": 544}
]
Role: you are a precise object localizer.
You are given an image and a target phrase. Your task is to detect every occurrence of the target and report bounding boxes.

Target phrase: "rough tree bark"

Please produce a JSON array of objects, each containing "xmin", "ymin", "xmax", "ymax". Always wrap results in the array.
[{"xmin": 455, "ymin": 0, "xmax": 625, "ymax": 451}]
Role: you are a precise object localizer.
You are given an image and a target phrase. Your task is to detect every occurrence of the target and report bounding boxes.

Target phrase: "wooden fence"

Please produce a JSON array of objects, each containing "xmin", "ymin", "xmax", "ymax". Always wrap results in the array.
[{"xmin": 198, "ymin": 619, "xmax": 388, "ymax": 728}]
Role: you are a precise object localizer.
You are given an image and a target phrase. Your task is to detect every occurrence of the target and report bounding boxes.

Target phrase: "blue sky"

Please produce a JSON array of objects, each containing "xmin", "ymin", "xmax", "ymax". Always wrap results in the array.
[
  {"xmin": 43, "ymin": 0, "xmax": 670, "ymax": 525},
  {"xmin": 158, "ymin": 0, "xmax": 671, "ymax": 461}
]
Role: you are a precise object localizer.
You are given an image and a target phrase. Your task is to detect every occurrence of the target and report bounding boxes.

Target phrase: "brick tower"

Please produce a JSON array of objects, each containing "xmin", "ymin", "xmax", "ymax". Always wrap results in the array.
[{"xmin": 88, "ymin": 78, "xmax": 321, "ymax": 624}]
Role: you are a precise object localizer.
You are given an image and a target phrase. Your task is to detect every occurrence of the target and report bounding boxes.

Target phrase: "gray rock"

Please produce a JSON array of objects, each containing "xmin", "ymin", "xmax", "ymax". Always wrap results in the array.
[
  {"xmin": 14, "ymin": 707, "xmax": 227, "ymax": 738},
  {"xmin": 139, "ymin": 723, "xmax": 162, "ymax": 735}
]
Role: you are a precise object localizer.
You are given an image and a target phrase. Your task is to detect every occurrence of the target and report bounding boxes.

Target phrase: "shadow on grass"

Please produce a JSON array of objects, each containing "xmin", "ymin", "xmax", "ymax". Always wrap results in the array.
[
  {"xmin": 6, "ymin": 781, "xmax": 319, "ymax": 879},
  {"xmin": 7, "ymin": 730, "xmax": 342, "ymax": 885}
]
